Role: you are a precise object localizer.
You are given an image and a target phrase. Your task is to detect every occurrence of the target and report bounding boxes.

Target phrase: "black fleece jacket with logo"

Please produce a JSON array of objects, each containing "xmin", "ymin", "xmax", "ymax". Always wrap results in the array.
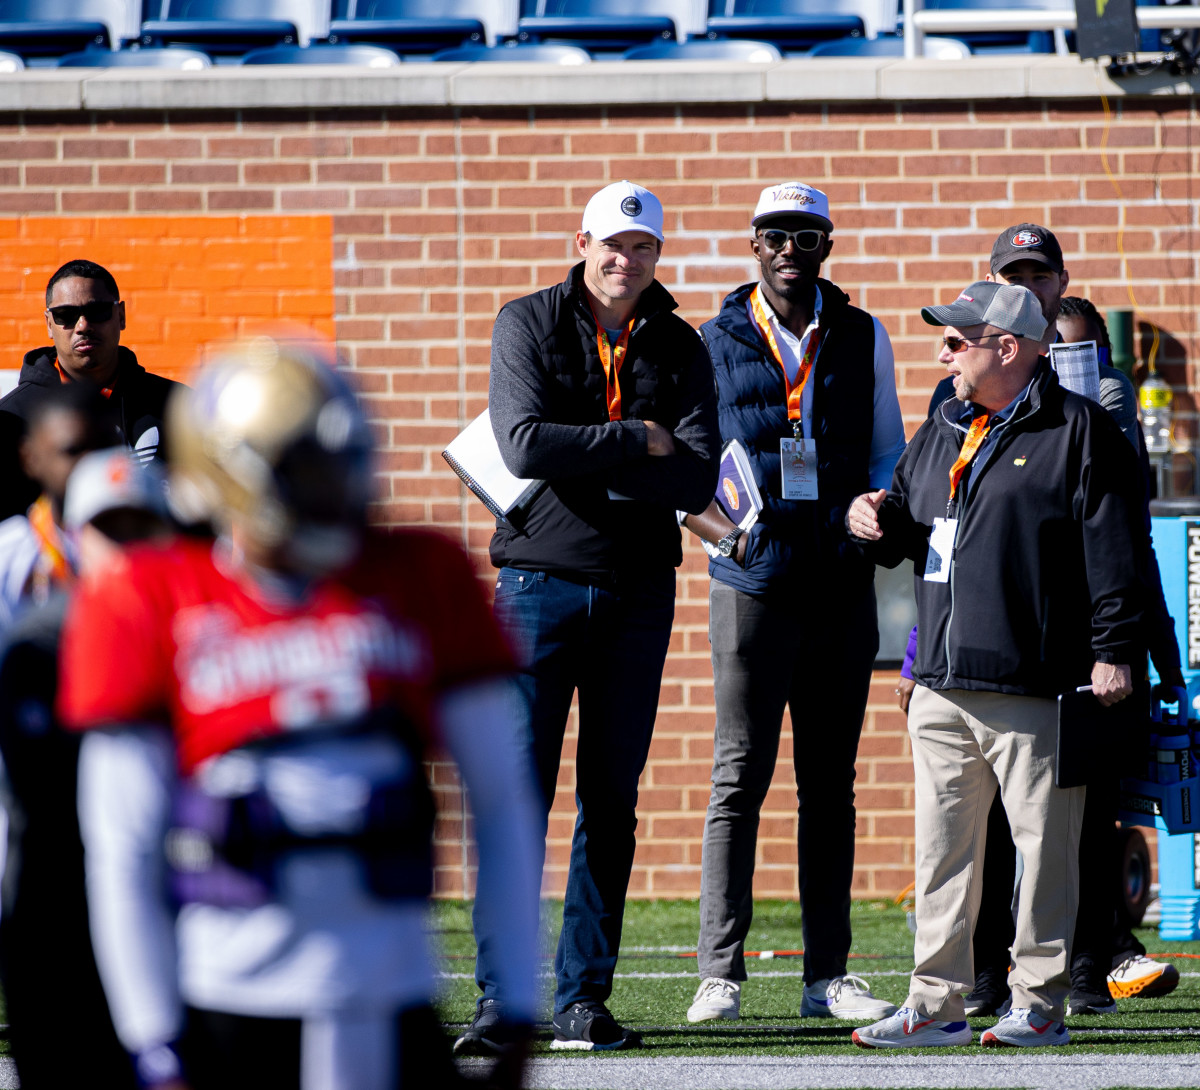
[
  {"xmin": 0, "ymin": 345, "xmax": 181, "ymax": 520},
  {"xmin": 867, "ymin": 361, "xmax": 1148, "ymax": 698}
]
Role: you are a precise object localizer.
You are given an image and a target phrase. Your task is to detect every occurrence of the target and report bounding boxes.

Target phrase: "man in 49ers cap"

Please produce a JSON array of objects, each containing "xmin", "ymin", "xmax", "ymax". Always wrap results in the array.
[{"xmin": 988, "ymin": 223, "xmax": 1069, "ymax": 327}]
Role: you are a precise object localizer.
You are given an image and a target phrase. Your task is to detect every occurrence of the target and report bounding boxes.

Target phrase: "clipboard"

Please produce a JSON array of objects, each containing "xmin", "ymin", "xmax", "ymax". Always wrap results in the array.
[{"xmin": 1055, "ymin": 682, "xmax": 1149, "ymax": 789}]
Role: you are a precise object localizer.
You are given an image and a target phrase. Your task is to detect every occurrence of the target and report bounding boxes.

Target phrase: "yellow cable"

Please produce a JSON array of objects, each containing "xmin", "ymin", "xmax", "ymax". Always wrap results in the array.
[{"xmin": 1100, "ymin": 93, "xmax": 1160, "ymax": 372}]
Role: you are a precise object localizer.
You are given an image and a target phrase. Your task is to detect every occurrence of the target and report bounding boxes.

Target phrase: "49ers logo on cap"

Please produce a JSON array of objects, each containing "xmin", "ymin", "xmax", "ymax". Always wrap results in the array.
[
  {"xmin": 621, "ymin": 196, "xmax": 643, "ymax": 217},
  {"xmin": 1011, "ymin": 230, "xmax": 1041, "ymax": 247}
]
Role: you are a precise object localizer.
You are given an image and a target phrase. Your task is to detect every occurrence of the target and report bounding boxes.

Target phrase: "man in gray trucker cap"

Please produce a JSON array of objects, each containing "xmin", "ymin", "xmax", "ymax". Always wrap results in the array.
[{"xmin": 845, "ymin": 280, "xmax": 1147, "ymax": 1049}]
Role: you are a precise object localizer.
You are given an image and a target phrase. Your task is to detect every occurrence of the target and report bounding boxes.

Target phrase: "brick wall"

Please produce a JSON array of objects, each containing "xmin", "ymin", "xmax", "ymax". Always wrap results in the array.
[{"xmin": 2, "ymin": 95, "xmax": 1194, "ymax": 900}]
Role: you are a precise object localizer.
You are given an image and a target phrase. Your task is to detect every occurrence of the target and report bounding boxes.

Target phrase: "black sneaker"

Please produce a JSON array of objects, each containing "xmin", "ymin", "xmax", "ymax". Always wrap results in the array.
[
  {"xmin": 963, "ymin": 965, "xmax": 1012, "ymax": 1017},
  {"xmin": 454, "ymin": 998, "xmax": 525, "ymax": 1056},
  {"xmin": 1067, "ymin": 988, "xmax": 1118, "ymax": 1016},
  {"xmin": 550, "ymin": 1003, "xmax": 643, "ymax": 1051}
]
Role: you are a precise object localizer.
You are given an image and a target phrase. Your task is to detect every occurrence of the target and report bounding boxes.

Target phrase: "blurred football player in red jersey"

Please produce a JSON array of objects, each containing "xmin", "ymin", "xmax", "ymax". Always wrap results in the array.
[{"xmin": 58, "ymin": 338, "xmax": 541, "ymax": 1090}]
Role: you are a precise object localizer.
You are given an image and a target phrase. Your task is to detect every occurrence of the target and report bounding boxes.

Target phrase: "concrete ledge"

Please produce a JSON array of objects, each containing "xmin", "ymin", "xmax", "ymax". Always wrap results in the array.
[{"xmin": 0, "ymin": 55, "xmax": 1196, "ymax": 112}]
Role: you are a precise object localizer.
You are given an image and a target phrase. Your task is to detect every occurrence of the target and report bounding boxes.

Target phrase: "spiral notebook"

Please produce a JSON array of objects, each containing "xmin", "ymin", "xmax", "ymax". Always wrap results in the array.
[{"xmin": 442, "ymin": 410, "xmax": 544, "ymax": 520}]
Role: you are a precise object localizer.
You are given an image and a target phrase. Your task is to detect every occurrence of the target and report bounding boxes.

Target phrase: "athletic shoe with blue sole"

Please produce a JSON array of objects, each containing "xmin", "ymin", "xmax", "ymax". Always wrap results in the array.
[
  {"xmin": 852, "ymin": 1007, "xmax": 972, "ymax": 1048},
  {"xmin": 981, "ymin": 1007, "xmax": 1069, "ymax": 1047}
]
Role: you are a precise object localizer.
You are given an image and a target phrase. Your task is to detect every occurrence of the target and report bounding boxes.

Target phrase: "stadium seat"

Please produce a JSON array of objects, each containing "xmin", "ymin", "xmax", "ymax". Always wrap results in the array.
[
  {"xmin": 624, "ymin": 37, "xmax": 781, "ymax": 60},
  {"xmin": 139, "ymin": 0, "xmax": 324, "ymax": 59},
  {"xmin": 241, "ymin": 42, "xmax": 401, "ymax": 63},
  {"xmin": 809, "ymin": 33, "xmax": 971, "ymax": 57},
  {"xmin": 515, "ymin": 0, "xmax": 705, "ymax": 55},
  {"xmin": 57, "ymin": 46, "xmax": 212, "ymax": 66},
  {"xmin": 432, "ymin": 41, "xmax": 589, "ymax": 60},
  {"xmin": 705, "ymin": 0, "xmax": 897, "ymax": 48},
  {"xmin": 0, "ymin": 49, "xmax": 22, "ymax": 70},
  {"xmin": 326, "ymin": 1, "xmax": 515, "ymax": 56},
  {"xmin": 0, "ymin": 0, "xmax": 138, "ymax": 64},
  {"xmin": 705, "ymin": 0, "xmax": 868, "ymax": 54}
]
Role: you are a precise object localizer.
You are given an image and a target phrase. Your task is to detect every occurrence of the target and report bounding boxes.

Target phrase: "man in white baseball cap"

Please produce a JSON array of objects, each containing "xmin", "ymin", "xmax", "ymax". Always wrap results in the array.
[
  {"xmin": 681, "ymin": 181, "xmax": 905, "ymax": 1028},
  {"xmin": 456, "ymin": 182, "xmax": 719, "ymax": 1054}
]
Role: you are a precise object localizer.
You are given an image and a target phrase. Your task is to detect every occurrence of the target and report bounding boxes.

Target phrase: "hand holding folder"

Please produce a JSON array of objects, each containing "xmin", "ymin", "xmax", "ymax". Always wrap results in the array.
[
  {"xmin": 442, "ymin": 410, "xmax": 544, "ymax": 520},
  {"xmin": 1055, "ymin": 682, "xmax": 1149, "ymax": 789}
]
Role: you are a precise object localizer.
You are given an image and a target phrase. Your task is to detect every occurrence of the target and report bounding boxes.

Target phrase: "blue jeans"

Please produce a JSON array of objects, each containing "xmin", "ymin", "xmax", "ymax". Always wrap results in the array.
[{"xmin": 474, "ymin": 567, "xmax": 675, "ymax": 1013}]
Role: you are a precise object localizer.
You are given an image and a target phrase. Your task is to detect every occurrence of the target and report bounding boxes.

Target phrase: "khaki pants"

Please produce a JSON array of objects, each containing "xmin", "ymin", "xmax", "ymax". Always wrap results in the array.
[{"xmin": 906, "ymin": 686, "xmax": 1085, "ymax": 1022}]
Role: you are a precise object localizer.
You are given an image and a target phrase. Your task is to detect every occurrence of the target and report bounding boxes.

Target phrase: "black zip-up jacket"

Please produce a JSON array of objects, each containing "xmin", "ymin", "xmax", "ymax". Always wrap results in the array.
[
  {"xmin": 0, "ymin": 346, "xmax": 181, "ymax": 519},
  {"xmin": 869, "ymin": 361, "xmax": 1147, "ymax": 698},
  {"xmin": 488, "ymin": 263, "xmax": 719, "ymax": 578}
]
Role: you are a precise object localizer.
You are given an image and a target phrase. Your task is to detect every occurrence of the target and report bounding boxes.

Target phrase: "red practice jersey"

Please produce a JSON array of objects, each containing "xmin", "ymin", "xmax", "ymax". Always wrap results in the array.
[{"xmin": 59, "ymin": 531, "xmax": 513, "ymax": 773}]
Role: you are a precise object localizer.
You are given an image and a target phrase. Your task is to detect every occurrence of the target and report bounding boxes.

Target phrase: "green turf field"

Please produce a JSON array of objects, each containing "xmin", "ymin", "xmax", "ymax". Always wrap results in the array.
[{"xmin": 434, "ymin": 898, "xmax": 1200, "ymax": 1056}]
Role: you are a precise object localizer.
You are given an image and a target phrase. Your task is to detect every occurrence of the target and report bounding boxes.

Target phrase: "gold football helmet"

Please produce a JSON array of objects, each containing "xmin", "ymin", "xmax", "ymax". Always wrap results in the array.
[{"xmin": 168, "ymin": 336, "xmax": 372, "ymax": 574}]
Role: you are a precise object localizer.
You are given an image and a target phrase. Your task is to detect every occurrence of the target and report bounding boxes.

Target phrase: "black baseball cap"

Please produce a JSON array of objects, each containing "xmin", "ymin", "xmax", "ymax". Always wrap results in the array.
[{"xmin": 990, "ymin": 223, "xmax": 1064, "ymax": 275}]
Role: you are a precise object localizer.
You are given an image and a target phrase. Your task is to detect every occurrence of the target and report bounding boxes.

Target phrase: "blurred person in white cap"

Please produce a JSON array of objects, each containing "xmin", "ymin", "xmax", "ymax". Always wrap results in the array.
[
  {"xmin": 681, "ymin": 182, "xmax": 905, "ymax": 1027},
  {"xmin": 457, "ymin": 181, "xmax": 719, "ymax": 1053},
  {"xmin": 0, "ymin": 383, "xmax": 121, "ymax": 635},
  {"xmin": 58, "ymin": 338, "xmax": 542, "ymax": 1090},
  {"xmin": 846, "ymin": 282, "xmax": 1147, "ymax": 1049},
  {"xmin": 0, "ymin": 448, "xmax": 168, "ymax": 1090}
]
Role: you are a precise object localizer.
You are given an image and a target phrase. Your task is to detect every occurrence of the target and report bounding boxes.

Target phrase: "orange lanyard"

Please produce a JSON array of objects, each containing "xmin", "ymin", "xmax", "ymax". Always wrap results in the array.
[
  {"xmin": 750, "ymin": 286, "xmax": 821, "ymax": 438},
  {"xmin": 589, "ymin": 304, "xmax": 634, "ymax": 422},
  {"xmin": 27, "ymin": 494, "xmax": 72, "ymax": 592},
  {"xmin": 947, "ymin": 413, "xmax": 991, "ymax": 506}
]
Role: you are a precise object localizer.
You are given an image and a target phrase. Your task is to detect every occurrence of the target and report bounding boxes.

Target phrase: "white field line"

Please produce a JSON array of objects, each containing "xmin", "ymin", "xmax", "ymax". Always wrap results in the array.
[{"xmin": 440, "ymin": 968, "xmax": 1200, "ymax": 981}]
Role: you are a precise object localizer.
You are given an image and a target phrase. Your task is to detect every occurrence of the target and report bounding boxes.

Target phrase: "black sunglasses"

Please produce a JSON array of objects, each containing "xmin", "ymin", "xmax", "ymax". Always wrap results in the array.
[
  {"xmin": 758, "ymin": 228, "xmax": 827, "ymax": 253},
  {"xmin": 47, "ymin": 301, "xmax": 118, "ymax": 327}
]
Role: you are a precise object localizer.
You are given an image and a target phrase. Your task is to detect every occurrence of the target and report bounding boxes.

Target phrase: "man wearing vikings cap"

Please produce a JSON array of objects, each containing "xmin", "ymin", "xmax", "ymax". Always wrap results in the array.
[
  {"xmin": 847, "ymin": 281, "xmax": 1147, "ymax": 1049},
  {"xmin": 681, "ymin": 182, "xmax": 904, "ymax": 1025},
  {"xmin": 456, "ymin": 180, "xmax": 718, "ymax": 1053}
]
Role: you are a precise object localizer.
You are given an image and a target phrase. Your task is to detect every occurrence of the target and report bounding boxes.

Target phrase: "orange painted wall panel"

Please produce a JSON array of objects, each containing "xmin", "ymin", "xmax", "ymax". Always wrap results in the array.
[{"xmin": 0, "ymin": 215, "xmax": 335, "ymax": 382}]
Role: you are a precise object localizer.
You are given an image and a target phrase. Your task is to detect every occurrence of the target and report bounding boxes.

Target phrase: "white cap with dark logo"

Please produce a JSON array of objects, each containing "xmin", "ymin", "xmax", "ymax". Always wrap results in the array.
[
  {"xmin": 581, "ymin": 180, "xmax": 664, "ymax": 242},
  {"xmin": 752, "ymin": 182, "xmax": 833, "ymax": 233},
  {"xmin": 920, "ymin": 281, "xmax": 1048, "ymax": 341}
]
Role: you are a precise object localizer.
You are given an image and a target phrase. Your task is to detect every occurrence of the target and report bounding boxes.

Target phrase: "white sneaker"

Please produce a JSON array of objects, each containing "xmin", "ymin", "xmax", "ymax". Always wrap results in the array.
[
  {"xmin": 852, "ymin": 1007, "xmax": 972, "ymax": 1049},
  {"xmin": 1107, "ymin": 954, "xmax": 1180, "ymax": 999},
  {"xmin": 980, "ymin": 1007, "xmax": 1069, "ymax": 1047},
  {"xmin": 801, "ymin": 974, "xmax": 898, "ymax": 1020},
  {"xmin": 687, "ymin": 978, "xmax": 741, "ymax": 1023}
]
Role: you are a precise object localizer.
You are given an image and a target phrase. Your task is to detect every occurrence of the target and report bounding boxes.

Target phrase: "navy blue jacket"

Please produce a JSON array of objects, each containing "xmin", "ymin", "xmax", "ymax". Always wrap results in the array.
[{"xmin": 700, "ymin": 280, "xmax": 878, "ymax": 598}]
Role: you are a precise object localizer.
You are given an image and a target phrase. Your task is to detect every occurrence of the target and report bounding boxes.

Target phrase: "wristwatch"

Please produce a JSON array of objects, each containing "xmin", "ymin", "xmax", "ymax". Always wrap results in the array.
[{"xmin": 716, "ymin": 527, "xmax": 743, "ymax": 559}]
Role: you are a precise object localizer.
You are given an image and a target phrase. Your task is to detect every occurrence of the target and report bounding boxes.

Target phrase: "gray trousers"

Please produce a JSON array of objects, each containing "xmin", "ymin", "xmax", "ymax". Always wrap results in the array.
[{"xmin": 697, "ymin": 579, "xmax": 878, "ymax": 985}]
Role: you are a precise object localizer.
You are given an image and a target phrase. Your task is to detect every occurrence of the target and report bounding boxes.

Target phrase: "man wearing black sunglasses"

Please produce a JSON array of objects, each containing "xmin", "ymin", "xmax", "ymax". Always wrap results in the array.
[
  {"xmin": 0, "ymin": 260, "xmax": 181, "ymax": 520},
  {"xmin": 682, "ymin": 182, "xmax": 905, "ymax": 1026}
]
